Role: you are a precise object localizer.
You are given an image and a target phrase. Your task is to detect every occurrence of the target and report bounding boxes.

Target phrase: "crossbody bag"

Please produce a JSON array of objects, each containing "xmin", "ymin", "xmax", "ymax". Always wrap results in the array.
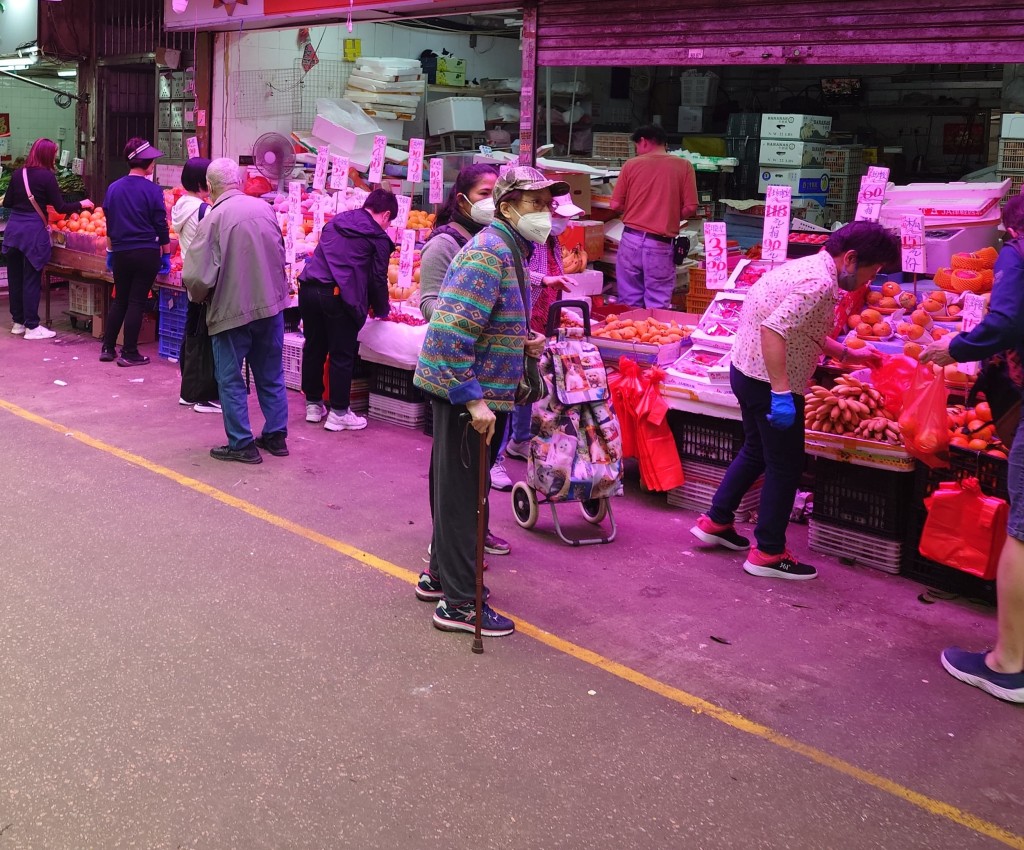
[{"xmin": 22, "ymin": 169, "xmax": 52, "ymax": 232}]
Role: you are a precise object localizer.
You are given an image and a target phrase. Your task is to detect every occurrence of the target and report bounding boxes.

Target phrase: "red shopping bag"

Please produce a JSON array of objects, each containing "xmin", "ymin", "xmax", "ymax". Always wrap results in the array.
[
  {"xmin": 634, "ymin": 366, "xmax": 684, "ymax": 492},
  {"xmin": 871, "ymin": 354, "xmax": 918, "ymax": 418},
  {"xmin": 898, "ymin": 364, "xmax": 950, "ymax": 469},
  {"xmin": 919, "ymin": 477, "xmax": 1008, "ymax": 579},
  {"xmin": 609, "ymin": 357, "xmax": 643, "ymax": 458}
]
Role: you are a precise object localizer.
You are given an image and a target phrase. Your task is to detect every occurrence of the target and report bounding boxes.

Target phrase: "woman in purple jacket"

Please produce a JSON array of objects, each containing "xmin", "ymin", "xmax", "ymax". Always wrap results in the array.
[{"xmin": 2, "ymin": 138, "xmax": 94, "ymax": 339}]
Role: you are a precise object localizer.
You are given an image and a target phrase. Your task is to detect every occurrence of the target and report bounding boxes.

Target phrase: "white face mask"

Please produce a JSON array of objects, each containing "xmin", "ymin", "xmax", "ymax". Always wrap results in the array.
[
  {"xmin": 549, "ymin": 216, "xmax": 571, "ymax": 237},
  {"xmin": 465, "ymin": 195, "xmax": 495, "ymax": 225},
  {"xmin": 512, "ymin": 209, "xmax": 553, "ymax": 243}
]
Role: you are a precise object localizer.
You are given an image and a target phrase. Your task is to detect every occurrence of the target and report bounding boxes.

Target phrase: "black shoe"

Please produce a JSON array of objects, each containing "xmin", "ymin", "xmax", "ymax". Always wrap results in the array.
[
  {"xmin": 99, "ymin": 346, "xmax": 117, "ymax": 362},
  {"xmin": 254, "ymin": 433, "xmax": 289, "ymax": 457},
  {"xmin": 210, "ymin": 444, "xmax": 263, "ymax": 464},
  {"xmin": 415, "ymin": 572, "xmax": 490, "ymax": 603},
  {"xmin": 116, "ymin": 352, "xmax": 150, "ymax": 367}
]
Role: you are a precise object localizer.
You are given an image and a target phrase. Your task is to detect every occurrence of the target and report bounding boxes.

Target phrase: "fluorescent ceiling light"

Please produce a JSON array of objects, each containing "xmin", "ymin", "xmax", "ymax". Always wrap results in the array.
[
  {"xmin": 0, "ymin": 56, "xmax": 37, "ymax": 69},
  {"xmin": 0, "ymin": 62, "xmax": 32, "ymax": 71},
  {"xmin": 57, "ymin": 70, "xmax": 77, "ymax": 77}
]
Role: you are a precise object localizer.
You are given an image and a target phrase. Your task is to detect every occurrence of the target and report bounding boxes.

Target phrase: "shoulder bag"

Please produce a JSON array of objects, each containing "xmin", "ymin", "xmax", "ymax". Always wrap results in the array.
[{"xmin": 22, "ymin": 169, "xmax": 52, "ymax": 233}]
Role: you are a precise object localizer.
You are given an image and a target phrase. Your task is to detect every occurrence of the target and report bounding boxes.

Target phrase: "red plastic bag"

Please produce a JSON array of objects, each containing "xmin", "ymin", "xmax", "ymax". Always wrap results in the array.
[
  {"xmin": 898, "ymin": 364, "xmax": 950, "ymax": 469},
  {"xmin": 919, "ymin": 477, "xmax": 1007, "ymax": 579},
  {"xmin": 608, "ymin": 357, "xmax": 643, "ymax": 458},
  {"xmin": 870, "ymin": 354, "xmax": 918, "ymax": 418},
  {"xmin": 634, "ymin": 366, "xmax": 684, "ymax": 492}
]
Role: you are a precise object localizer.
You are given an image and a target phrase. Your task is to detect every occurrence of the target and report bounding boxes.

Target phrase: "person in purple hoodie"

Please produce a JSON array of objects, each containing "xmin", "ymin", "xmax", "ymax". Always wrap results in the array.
[{"xmin": 298, "ymin": 189, "xmax": 396, "ymax": 432}]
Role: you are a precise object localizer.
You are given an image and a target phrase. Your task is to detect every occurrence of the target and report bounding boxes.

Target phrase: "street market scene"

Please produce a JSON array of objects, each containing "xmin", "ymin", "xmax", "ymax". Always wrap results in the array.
[{"xmin": 2, "ymin": 1, "xmax": 1024, "ymax": 848}]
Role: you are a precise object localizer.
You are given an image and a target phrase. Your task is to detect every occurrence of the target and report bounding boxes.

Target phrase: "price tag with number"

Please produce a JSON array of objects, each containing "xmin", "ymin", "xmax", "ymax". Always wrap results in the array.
[
  {"xmin": 329, "ymin": 155, "xmax": 349, "ymax": 190},
  {"xmin": 406, "ymin": 139, "xmax": 424, "ymax": 184},
  {"xmin": 703, "ymin": 221, "xmax": 730, "ymax": 289},
  {"xmin": 958, "ymin": 292, "xmax": 987, "ymax": 376},
  {"xmin": 186, "ymin": 137, "xmax": 200, "ymax": 159},
  {"xmin": 368, "ymin": 135, "xmax": 388, "ymax": 184},
  {"xmin": 428, "ymin": 158, "xmax": 444, "ymax": 204},
  {"xmin": 855, "ymin": 167, "xmax": 890, "ymax": 222},
  {"xmin": 313, "ymin": 194, "xmax": 326, "ymax": 240},
  {"xmin": 761, "ymin": 185, "xmax": 792, "ymax": 264},
  {"xmin": 395, "ymin": 194, "xmax": 411, "ymax": 230},
  {"xmin": 312, "ymin": 146, "xmax": 329, "ymax": 191},
  {"xmin": 285, "ymin": 230, "xmax": 296, "ymax": 265},
  {"xmin": 398, "ymin": 228, "xmax": 417, "ymax": 291},
  {"xmin": 900, "ymin": 213, "xmax": 927, "ymax": 274}
]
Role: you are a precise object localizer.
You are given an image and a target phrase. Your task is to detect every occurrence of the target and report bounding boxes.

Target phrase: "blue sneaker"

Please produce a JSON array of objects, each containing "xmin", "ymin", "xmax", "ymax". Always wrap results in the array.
[
  {"xmin": 416, "ymin": 573, "xmax": 489, "ymax": 603},
  {"xmin": 940, "ymin": 648, "xmax": 1024, "ymax": 704},
  {"xmin": 432, "ymin": 599, "xmax": 514, "ymax": 637}
]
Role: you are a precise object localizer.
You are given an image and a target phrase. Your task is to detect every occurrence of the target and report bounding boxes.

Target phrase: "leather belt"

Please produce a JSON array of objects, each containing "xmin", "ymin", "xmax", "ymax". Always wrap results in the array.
[{"xmin": 623, "ymin": 225, "xmax": 673, "ymax": 244}]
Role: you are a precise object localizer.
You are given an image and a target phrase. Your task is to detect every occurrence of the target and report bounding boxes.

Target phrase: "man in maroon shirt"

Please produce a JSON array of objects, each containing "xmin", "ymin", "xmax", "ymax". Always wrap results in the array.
[{"xmin": 610, "ymin": 124, "xmax": 698, "ymax": 308}]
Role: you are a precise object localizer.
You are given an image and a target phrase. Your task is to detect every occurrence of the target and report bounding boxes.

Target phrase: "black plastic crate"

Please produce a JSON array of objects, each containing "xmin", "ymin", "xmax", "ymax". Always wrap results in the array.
[
  {"xmin": 902, "ymin": 548, "xmax": 997, "ymax": 605},
  {"xmin": 810, "ymin": 457, "xmax": 914, "ymax": 540},
  {"xmin": 949, "ymin": 446, "xmax": 1009, "ymax": 501},
  {"xmin": 370, "ymin": 363, "xmax": 421, "ymax": 402},
  {"xmin": 667, "ymin": 409, "xmax": 746, "ymax": 468},
  {"xmin": 726, "ymin": 113, "xmax": 761, "ymax": 138}
]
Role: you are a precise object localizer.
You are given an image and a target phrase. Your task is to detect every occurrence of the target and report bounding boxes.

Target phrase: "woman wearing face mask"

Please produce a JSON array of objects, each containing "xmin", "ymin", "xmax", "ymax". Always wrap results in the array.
[{"xmin": 414, "ymin": 166, "xmax": 567, "ymax": 638}]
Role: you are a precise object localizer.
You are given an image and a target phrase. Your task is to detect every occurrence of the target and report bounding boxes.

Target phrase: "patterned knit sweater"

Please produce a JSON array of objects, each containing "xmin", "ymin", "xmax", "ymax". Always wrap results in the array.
[{"xmin": 414, "ymin": 221, "xmax": 530, "ymax": 410}]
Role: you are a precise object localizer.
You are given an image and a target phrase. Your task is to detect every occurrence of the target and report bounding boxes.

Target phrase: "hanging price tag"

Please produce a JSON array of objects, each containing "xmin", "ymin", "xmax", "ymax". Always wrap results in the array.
[
  {"xmin": 398, "ymin": 228, "xmax": 417, "ymax": 291},
  {"xmin": 288, "ymin": 180, "xmax": 303, "ymax": 208},
  {"xmin": 703, "ymin": 222, "xmax": 730, "ymax": 289},
  {"xmin": 761, "ymin": 185, "xmax": 792, "ymax": 264},
  {"xmin": 312, "ymin": 145, "xmax": 329, "ymax": 192},
  {"xmin": 958, "ymin": 292, "xmax": 987, "ymax": 376},
  {"xmin": 186, "ymin": 137, "xmax": 200, "ymax": 159},
  {"xmin": 59, "ymin": 149, "xmax": 71, "ymax": 167},
  {"xmin": 428, "ymin": 158, "xmax": 444, "ymax": 204},
  {"xmin": 329, "ymin": 155, "xmax": 349, "ymax": 190},
  {"xmin": 855, "ymin": 166, "xmax": 890, "ymax": 222},
  {"xmin": 368, "ymin": 135, "xmax": 388, "ymax": 184},
  {"xmin": 900, "ymin": 213, "xmax": 927, "ymax": 274},
  {"xmin": 406, "ymin": 138, "xmax": 425, "ymax": 184},
  {"xmin": 313, "ymin": 194, "xmax": 326, "ymax": 240},
  {"xmin": 395, "ymin": 194, "xmax": 411, "ymax": 230},
  {"xmin": 285, "ymin": 230, "xmax": 296, "ymax": 265}
]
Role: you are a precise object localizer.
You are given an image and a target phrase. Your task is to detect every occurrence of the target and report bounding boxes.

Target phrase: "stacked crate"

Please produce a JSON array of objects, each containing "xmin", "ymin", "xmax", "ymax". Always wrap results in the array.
[
  {"xmin": 823, "ymin": 145, "xmax": 866, "ymax": 225},
  {"xmin": 725, "ymin": 113, "xmax": 761, "ymax": 198},
  {"xmin": 997, "ymin": 116, "xmax": 1024, "ymax": 200},
  {"xmin": 156, "ymin": 285, "xmax": 188, "ymax": 360},
  {"xmin": 368, "ymin": 363, "xmax": 426, "ymax": 429}
]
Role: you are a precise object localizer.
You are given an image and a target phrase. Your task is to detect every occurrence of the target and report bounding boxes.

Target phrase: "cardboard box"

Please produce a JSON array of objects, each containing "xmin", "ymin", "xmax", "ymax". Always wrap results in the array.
[
  {"xmin": 758, "ymin": 140, "xmax": 826, "ymax": 168},
  {"xmin": 91, "ymin": 311, "xmax": 157, "ymax": 345},
  {"xmin": 1002, "ymin": 113, "xmax": 1024, "ymax": 139},
  {"xmin": 544, "ymin": 169, "xmax": 591, "ymax": 216},
  {"xmin": 436, "ymin": 56, "xmax": 466, "ymax": 74},
  {"xmin": 592, "ymin": 308, "xmax": 697, "ymax": 367},
  {"xmin": 758, "ymin": 167, "xmax": 830, "ymax": 196},
  {"xmin": 560, "ymin": 219, "xmax": 604, "ymax": 260},
  {"xmin": 760, "ymin": 113, "xmax": 833, "ymax": 142},
  {"xmin": 311, "ymin": 114, "xmax": 377, "ymax": 163},
  {"xmin": 436, "ymin": 70, "xmax": 465, "ymax": 87},
  {"xmin": 426, "ymin": 96, "xmax": 484, "ymax": 135},
  {"xmin": 677, "ymin": 106, "xmax": 706, "ymax": 134},
  {"xmin": 564, "ymin": 270, "xmax": 603, "ymax": 296}
]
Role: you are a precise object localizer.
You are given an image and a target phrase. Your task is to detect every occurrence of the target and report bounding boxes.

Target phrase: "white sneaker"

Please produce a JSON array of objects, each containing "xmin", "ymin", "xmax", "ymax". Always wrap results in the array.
[
  {"xmin": 505, "ymin": 438, "xmax": 531, "ymax": 461},
  {"xmin": 193, "ymin": 400, "xmax": 222, "ymax": 414},
  {"xmin": 324, "ymin": 409, "xmax": 367, "ymax": 431},
  {"xmin": 11, "ymin": 323, "xmax": 26, "ymax": 335},
  {"xmin": 23, "ymin": 325, "xmax": 56, "ymax": 340},
  {"xmin": 306, "ymin": 401, "xmax": 327, "ymax": 423},
  {"xmin": 490, "ymin": 461, "xmax": 513, "ymax": 491}
]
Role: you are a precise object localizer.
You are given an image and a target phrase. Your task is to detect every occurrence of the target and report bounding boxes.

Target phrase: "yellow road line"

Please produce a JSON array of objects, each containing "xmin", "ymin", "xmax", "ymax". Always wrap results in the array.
[{"xmin": 3, "ymin": 396, "xmax": 1022, "ymax": 850}]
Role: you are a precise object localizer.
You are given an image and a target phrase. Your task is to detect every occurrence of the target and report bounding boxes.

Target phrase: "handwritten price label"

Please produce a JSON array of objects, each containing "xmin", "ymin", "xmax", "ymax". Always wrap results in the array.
[
  {"xmin": 761, "ymin": 185, "xmax": 792, "ymax": 263},
  {"xmin": 406, "ymin": 139, "xmax": 424, "ymax": 184},
  {"xmin": 398, "ymin": 228, "xmax": 417, "ymax": 290},
  {"xmin": 428, "ymin": 158, "xmax": 444, "ymax": 204},
  {"xmin": 312, "ymin": 146, "xmax": 329, "ymax": 191},
  {"xmin": 395, "ymin": 194, "xmax": 411, "ymax": 230},
  {"xmin": 958, "ymin": 292, "xmax": 987, "ymax": 376},
  {"xmin": 285, "ymin": 230, "xmax": 296, "ymax": 265},
  {"xmin": 900, "ymin": 213, "xmax": 927, "ymax": 274},
  {"xmin": 329, "ymin": 155, "xmax": 349, "ymax": 190},
  {"xmin": 368, "ymin": 134, "xmax": 388, "ymax": 184},
  {"xmin": 312, "ymin": 194, "xmax": 325, "ymax": 240},
  {"xmin": 186, "ymin": 137, "xmax": 200, "ymax": 159},
  {"xmin": 703, "ymin": 222, "xmax": 730, "ymax": 289},
  {"xmin": 855, "ymin": 167, "xmax": 890, "ymax": 222}
]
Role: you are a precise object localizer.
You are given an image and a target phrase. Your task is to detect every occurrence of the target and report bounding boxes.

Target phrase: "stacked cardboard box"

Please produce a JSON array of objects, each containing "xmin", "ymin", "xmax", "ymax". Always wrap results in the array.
[
  {"xmin": 757, "ymin": 114, "xmax": 832, "ymax": 208},
  {"xmin": 343, "ymin": 57, "xmax": 425, "ymax": 138}
]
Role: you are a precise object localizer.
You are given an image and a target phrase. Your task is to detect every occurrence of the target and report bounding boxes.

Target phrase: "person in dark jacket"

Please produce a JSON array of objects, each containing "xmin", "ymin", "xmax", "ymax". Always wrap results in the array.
[
  {"xmin": 298, "ymin": 188, "xmax": 396, "ymax": 432},
  {"xmin": 1, "ymin": 138, "xmax": 94, "ymax": 339},
  {"xmin": 920, "ymin": 194, "xmax": 1024, "ymax": 704},
  {"xmin": 100, "ymin": 137, "xmax": 171, "ymax": 367}
]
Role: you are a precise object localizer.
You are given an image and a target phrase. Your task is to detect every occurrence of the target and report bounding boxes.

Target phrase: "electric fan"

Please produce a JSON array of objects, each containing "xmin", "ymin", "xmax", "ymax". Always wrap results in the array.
[{"xmin": 252, "ymin": 132, "xmax": 297, "ymax": 194}]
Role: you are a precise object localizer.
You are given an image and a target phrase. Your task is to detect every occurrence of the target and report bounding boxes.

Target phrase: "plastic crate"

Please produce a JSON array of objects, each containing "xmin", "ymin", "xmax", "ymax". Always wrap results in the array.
[
  {"xmin": 158, "ymin": 328, "xmax": 184, "ymax": 360},
  {"xmin": 592, "ymin": 133, "xmax": 635, "ymax": 160},
  {"xmin": 808, "ymin": 519, "xmax": 905, "ymax": 575},
  {"xmin": 668, "ymin": 459, "xmax": 762, "ymax": 520},
  {"xmin": 368, "ymin": 392, "xmax": 427, "ymax": 428},
  {"xmin": 726, "ymin": 113, "xmax": 761, "ymax": 138},
  {"xmin": 998, "ymin": 171, "xmax": 1024, "ymax": 203},
  {"xmin": 825, "ymin": 199, "xmax": 858, "ymax": 225},
  {"xmin": 826, "ymin": 173, "xmax": 860, "ymax": 204},
  {"xmin": 823, "ymin": 145, "xmax": 865, "ymax": 176},
  {"xmin": 997, "ymin": 138, "xmax": 1024, "ymax": 172},
  {"xmin": 370, "ymin": 363, "xmax": 421, "ymax": 402},
  {"xmin": 901, "ymin": 549, "xmax": 997, "ymax": 604},
  {"xmin": 685, "ymin": 291, "xmax": 715, "ymax": 315},
  {"xmin": 423, "ymin": 397, "xmax": 434, "ymax": 436},
  {"xmin": 156, "ymin": 285, "xmax": 188, "ymax": 319},
  {"xmin": 282, "ymin": 331, "xmax": 305, "ymax": 391},
  {"xmin": 68, "ymin": 280, "xmax": 103, "ymax": 315},
  {"xmin": 158, "ymin": 307, "xmax": 187, "ymax": 341},
  {"xmin": 810, "ymin": 457, "xmax": 914, "ymax": 540},
  {"xmin": 667, "ymin": 409, "xmax": 746, "ymax": 468}
]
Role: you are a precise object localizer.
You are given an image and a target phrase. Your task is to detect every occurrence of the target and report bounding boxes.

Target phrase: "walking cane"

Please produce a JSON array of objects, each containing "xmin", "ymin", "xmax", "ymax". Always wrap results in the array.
[{"xmin": 472, "ymin": 425, "xmax": 488, "ymax": 655}]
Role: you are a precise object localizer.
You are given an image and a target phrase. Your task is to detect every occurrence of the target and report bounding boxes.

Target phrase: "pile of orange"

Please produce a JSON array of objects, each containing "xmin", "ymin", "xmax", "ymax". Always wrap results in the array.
[{"xmin": 948, "ymin": 401, "xmax": 1006, "ymax": 456}]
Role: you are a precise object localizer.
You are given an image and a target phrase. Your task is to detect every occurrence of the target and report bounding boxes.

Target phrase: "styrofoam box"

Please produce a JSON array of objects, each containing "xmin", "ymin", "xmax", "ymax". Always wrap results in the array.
[
  {"xmin": 760, "ymin": 113, "xmax": 833, "ymax": 142},
  {"xmin": 1002, "ymin": 113, "xmax": 1024, "ymax": 139},
  {"xmin": 311, "ymin": 115, "xmax": 377, "ymax": 163},
  {"xmin": 426, "ymin": 97, "xmax": 484, "ymax": 136},
  {"xmin": 678, "ymin": 106, "xmax": 706, "ymax": 134},
  {"xmin": 564, "ymin": 270, "xmax": 603, "ymax": 296},
  {"xmin": 758, "ymin": 140, "xmax": 826, "ymax": 169},
  {"xmin": 758, "ymin": 167, "xmax": 830, "ymax": 196}
]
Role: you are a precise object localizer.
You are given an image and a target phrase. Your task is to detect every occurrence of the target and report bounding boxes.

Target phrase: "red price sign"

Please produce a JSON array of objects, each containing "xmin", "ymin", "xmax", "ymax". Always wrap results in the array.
[
  {"xmin": 900, "ymin": 213, "xmax": 927, "ymax": 274},
  {"xmin": 395, "ymin": 194, "xmax": 411, "ymax": 230},
  {"xmin": 703, "ymin": 221, "xmax": 729, "ymax": 289},
  {"xmin": 329, "ymin": 155, "xmax": 349, "ymax": 190},
  {"xmin": 398, "ymin": 228, "xmax": 416, "ymax": 290},
  {"xmin": 428, "ymin": 158, "xmax": 444, "ymax": 204}
]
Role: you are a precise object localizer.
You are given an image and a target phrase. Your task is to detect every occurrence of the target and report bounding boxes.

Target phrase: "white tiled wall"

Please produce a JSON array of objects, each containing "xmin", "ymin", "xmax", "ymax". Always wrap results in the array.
[{"xmin": 0, "ymin": 77, "xmax": 78, "ymax": 163}]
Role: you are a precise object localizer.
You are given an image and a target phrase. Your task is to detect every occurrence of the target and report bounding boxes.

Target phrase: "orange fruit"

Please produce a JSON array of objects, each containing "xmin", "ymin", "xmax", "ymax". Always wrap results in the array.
[
  {"xmin": 905, "ymin": 323, "xmax": 925, "ymax": 340},
  {"xmin": 872, "ymin": 322, "xmax": 890, "ymax": 337},
  {"xmin": 988, "ymin": 448, "xmax": 1008, "ymax": 459},
  {"xmin": 881, "ymin": 281, "xmax": 901, "ymax": 298},
  {"xmin": 846, "ymin": 336, "xmax": 867, "ymax": 349},
  {"xmin": 929, "ymin": 290, "xmax": 947, "ymax": 304},
  {"xmin": 903, "ymin": 342, "xmax": 923, "ymax": 359},
  {"xmin": 848, "ymin": 314, "xmax": 862, "ymax": 330},
  {"xmin": 866, "ymin": 291, "xmax": 883, "ymax": 306},
  {"xmin": 861, "ymin": 308, "xmax": 882, "ymax": 325},
  {"xmin": 922, "ymin": 298, "xmax": 943, "ymax": 313},
  {"xmin": 855, "ymin": 323, "xmax": 874, "ymax": 337},
  {"xmin": 976, "ymin": 401, "xmax": 992, "ymax": 421},
  {"xmin": 950, "ymin": 434, "xmax": 970, "ymax": 448},
  {"xmin": 968, "ymin": 438, "xmax": 989, "ymax": 451},
  {"xmin": 879, "ymin": 296, "xmax": 898, "ymax": 309},
  {"xmin": 911, "ymin": 309, "xmax": 933, "ymax": 328},
  {"xmin": 68, "ymin": 220, "xmax": 80, "ymax": 232},
  {"xmin": 898, "ymin": 292, "xmax": 917, "ymax": 310},
  {"xmin": 931, "ymin": 328, "xmax": 949, "ymax": 339},
  {"xmin": 947, "ymin": 304, "xmax": 961, "ymax": 317}
]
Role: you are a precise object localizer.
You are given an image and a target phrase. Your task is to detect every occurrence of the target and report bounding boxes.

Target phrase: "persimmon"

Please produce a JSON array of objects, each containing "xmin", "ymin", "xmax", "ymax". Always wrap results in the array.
[
  {"xmin": 975, "ymin": 401, "xmax": 992, "ymax": 421},
  {"xmin": 881, "ymin": 281, "xmax": 901, "ymax": 298},
  {"xmin": 968, "ymin": 438, "xmax": 989, "ymax": 451}
]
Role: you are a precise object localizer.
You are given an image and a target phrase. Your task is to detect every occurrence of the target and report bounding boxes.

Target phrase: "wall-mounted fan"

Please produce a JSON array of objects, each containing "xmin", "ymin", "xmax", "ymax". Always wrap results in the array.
[{"xmin": 252, "ymin": 132, "xmax": 296, "ymax": 194}]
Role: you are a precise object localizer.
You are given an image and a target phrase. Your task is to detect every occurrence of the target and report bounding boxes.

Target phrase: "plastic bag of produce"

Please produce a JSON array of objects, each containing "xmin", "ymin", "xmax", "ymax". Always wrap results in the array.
[
  {"xmin": 871, "ymin": 354, "xmax": 918, "ymax": 418},
  {"xmin": 898, "ymin": 363, "xmax": 950, "ymax": 469}
]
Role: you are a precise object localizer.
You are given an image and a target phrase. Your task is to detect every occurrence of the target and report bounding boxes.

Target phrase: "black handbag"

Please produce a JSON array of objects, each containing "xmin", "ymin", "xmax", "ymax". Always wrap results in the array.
[
  {"xmin": 491, "ymin": 225, "xmax": 546, "ymax": 405},
  {"xmin": 179, "ymin": 302, "xmax": 219, "ymax": 404}
]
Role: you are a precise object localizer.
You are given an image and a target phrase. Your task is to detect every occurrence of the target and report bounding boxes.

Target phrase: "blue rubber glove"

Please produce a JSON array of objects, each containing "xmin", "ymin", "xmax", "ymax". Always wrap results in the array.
[
  {"xmin": 158, "ymin": 253, "xmax": 171, "ymax": 276},
  {"xmin": 767, "ymin": 391, "xmax": 796, "ymax": 430},
  {"xmin": 105, "ymin": 251, "xmax": 113, "ymax": 272}
]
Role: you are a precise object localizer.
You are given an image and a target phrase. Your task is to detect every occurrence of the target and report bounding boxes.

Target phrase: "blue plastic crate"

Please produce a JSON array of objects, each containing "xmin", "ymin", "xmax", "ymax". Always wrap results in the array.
[
  {"xmin": 156, "ymin": 285, "xmax": 189, "ymax": 319},
  {"xmin": 158, "ymin": 331, "xmax": 184, "ymax": 360},
  {"xmin": 159, "ymin": 307, "xmax": 188, "ymax": 341}
]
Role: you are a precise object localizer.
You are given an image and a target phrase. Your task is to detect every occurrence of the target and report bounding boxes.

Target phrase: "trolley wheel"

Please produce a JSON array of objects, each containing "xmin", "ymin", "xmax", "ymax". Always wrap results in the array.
[
  {"xmin": 512, "ymin": 481, "xmax": 539, "ymax": 529},
  {"xmin": 580, "ymin": 498, "xmax": 608, "ymax": 524}
]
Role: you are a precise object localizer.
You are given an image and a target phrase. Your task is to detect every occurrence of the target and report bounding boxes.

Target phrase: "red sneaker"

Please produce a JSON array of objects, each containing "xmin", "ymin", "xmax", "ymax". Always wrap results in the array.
[{"xmin": 690, "ymin": 514, "xmax": 750, "ymax": 551}]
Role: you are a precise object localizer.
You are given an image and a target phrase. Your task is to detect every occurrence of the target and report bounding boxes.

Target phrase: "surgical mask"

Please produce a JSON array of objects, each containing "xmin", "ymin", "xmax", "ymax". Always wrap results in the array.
[
  {"xmin": 465, "ymin": 195, "xmax": 495, "ymax": 225},
  {"xmin": 550, "ymin": 216, "xmax": 571, "ymax": 237},
  {"xmin": 512, "ymin": 209, "xmax": 553, "ymax": 243}
]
